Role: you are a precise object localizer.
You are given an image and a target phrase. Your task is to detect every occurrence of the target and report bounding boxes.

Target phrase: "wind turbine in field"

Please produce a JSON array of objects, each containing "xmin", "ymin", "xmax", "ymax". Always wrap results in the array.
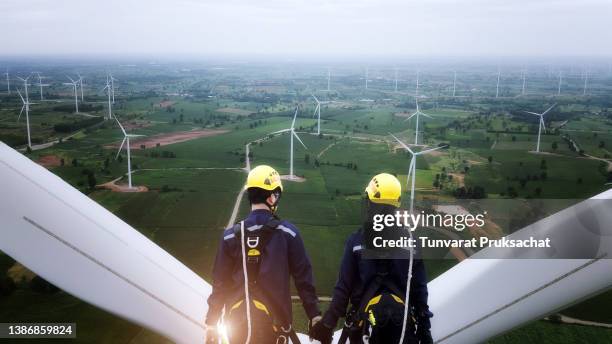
[
  {"xmin": 109, "ymin": 73, "xmax": 117, "ymax": 103},
  {"xmin": 269, "ymin": 106, "xmax": 307, "ymax": 179},
  {"xmin": 311, "ymin": 94, "xmax": 321, "ymax": 135},
  {"xmin": 326, "ymin": 68, "xmax": 331, "ymax": 91},
  {"xmin": 365, "ymin": 67, "xmax": 369, "ymax": 89},
  {"xmin": 245, "ymin": 143, "xmax": 251, "ymax": 172},
  {"xmin": 452, "ymin": 71, "xmax": 457, "ymax": 97},
  {"xmin": 16, "ymin": 87, "xmax": 36, "ymax": 149},
  {"xmin": 390, "ymin": 133, "xmax": 446, "ymax": 213},
  {"xmin": 395, "ymin": 67, "xmax": 399, "ymax": 92},
  {"xmin": 64, "ymin": 76, "xmax": 80, "ymax": 113},
  {"xmin": 557, "ymin": 71, "xmax": 562, "ymax": 95},
  {"xmin": 114, "ymin": 116, "xmax": 145, "ymax": 189},
  {"xmin": 78, "ymin": 74, "xmax": 84, "ymax": 101},
  {"xmin": 495, "ymin": 70, "xmax": 500, "ymax": 98},
  {"xmin": 34, "ymin": 72, "xmax": 50, "ymax": 100},
  {"xmin": 524, "ymin": 104, "xmax": 556, "ymax": 153},
  {"xmin": 5, "ymin": 70, "xmax": 10, "ymax": 94},
  {"xmin": 404, "ymin": 98, "xmax": 433, "ymax": 145},
  {"xmin": 102, "ymin": 76, "xmax": 113, "ymax": 120}
]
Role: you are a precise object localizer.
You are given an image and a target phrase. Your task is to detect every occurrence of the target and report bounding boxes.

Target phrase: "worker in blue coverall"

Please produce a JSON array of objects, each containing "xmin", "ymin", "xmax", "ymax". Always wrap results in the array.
[
  {"xmin": 310, "ymin": 173, "xmax": 433, "ymax": 344},
  {"xmin": 205, "ymin": 165, "xmax": 321, "ymax": 344}
]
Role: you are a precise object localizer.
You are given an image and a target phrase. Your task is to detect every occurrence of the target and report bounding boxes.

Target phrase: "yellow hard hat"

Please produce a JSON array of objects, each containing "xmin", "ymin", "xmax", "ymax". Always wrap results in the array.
[
  {"xmin": 365, "ymin": 173, "xmax": 401, "ymax": 207},
  {"xmin": 245, "ymin": 165, "xmax": 283, "ymax": 191}
]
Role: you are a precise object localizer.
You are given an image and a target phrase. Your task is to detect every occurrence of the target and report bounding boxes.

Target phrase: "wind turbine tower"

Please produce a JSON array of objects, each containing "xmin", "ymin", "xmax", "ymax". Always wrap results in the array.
[
  {"xmin": 16, "ymin": 77, "xmax": 36, "ymax": 149},
  {"xmin": 114, "ymin": 116, "xmax": 145, "ymax": 189},
  {"xmin": 78, "ymin": 74, "xmax": 84, "ymax": 101},
  {"xmin": 34, "ymin": 72, "xmax": 49, "ymax": 100},
  {"xmin": 524, "ymin": 104, "xmax": 555, "ymax": 153},
  {"xmin": 404, "ymin": 99, "xmax": 433, "ymax": 145},
  {"xmin": 453, "ymin": 71, "xmax": 457, "ymax": 97},
  {"xmin": 495, "ymin": 70, "xmax": 500, "ymax": 98},
  {"xmin": 327, "ymin": 68, "xmax": 331, "ymax": 91},
  {"xmin": 365, "ymin": 68, "xmax": 369, "ymax": 89},
  {"xmin": 64, "ymin": 77, "xmax": 80, "ymax": 113},
  {"xmin": 5, "ymin": 70, "xmax": 10, "ymax": 94},
  {"xmin": 103, "ymin": 76, "xmax": 113, "ymax": 120},
  {"xmin": 269, "ymin": 107, "xmax": 307, "ymax": 179},
  {"xmin": 415, "ymin": 70, "xmax": 420, "ymax": 96},
  {"xmin": 390, "ymin": 133, "xmax": 446, "ymax": 213},
  {"xmin": 557, "ymin": 72, "xmax": 562, "ymax": 96},
  {"xmin": 395, "ymin": 68, "xmax": 398, "ymax": 92},
  {"xmin": 312, "ymin": 95, "xmax": 321, "ymax": 135}
]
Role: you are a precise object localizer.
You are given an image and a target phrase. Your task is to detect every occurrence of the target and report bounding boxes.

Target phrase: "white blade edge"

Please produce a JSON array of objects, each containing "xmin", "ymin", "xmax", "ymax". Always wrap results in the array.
[
  {"xmin": 116, "ymin": 137, "xmax": 127, "ymax": 160},
  {"xmin": 542, "ymin": 103, "xmax": 556, "ymax": 116},
  {"xmin": 541, "ymin": 117, "xmax": 546, "ymax": 132},
  {"xmin": 292, "ymin": 130, "xmax": 308, "ymax": 149},
  {"xmin": 0, "ymin": 142, "xmax": 210, "ymax": 344},
  {"xmin": 18, "ymin": 105, "xmax": 25, "ymax": 121},
  {"xmin": 269, "ymin": 128, "xmax": 291, "ymax": 135},
  {"xmin": 16, "ymin": 88, "xmax": 25, "ymax": 103},
  {"xmin": 421, "ymin": 112, "xmax": 433, "ymax": 119},
  {"xmin": 416, "ymin": 145, "xmax": 447, "ymax": 155},
  {"xmin": 114, "ymin": 116, "xmax": 127, "ymax": 136},
  {"xmin": 291, "ymin": 106, "xmax": 298, "ymax": 129},
  {"xmin": 524, "ymin": 111, "xmax": 541, "ymax": 116},
  {"xmin": 389, "ymin": 132, "xmax": 414, "ymax": 154},
  {"xmin": 404, "ymin": 112, "xmax": 418, "ymax": 121}
]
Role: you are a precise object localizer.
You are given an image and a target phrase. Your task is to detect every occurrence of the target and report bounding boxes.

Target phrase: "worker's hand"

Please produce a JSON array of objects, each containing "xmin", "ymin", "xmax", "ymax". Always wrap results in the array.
[
  {"xmin": 204, "ymin": 324, "xmax": 218, "ymax": 344},
  {"xmin": 416, "ymin": 327, "xmax": 433, "ymax": 344},
  {"xmin": 309, "ymin": 319, "xmax": 333, "ymax": 344}
]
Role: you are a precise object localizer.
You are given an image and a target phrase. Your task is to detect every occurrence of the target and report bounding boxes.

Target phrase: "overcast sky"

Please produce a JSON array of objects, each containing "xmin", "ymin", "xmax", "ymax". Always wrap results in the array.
[{"xmin": 2, "ymin": 0, "xmax": 612, "ymax": 59}]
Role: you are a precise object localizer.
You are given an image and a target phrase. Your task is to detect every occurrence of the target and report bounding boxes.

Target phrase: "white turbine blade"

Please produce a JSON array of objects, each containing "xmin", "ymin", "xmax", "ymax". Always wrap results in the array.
[
  {"xmin": 389, "ymin": 132, "xmax": 414, "ymax": 154},
  {"xmin": 116, "ymin": 137, "xmax": 127, "ymax": 160},
  {"xmin": 291, "ymin": 106, "xmax": 298, "ymax": 129},
  {"xmin": 415, "ymin": 99, "xmax": 420, "ymax": 111},
  {"xmin": 16, "ymin": 88, "xmax": 25, "ymax": 103},
  {"xmin": 421, "ymin": 112, "xmax": 433, "ymax": 119},
  {"xmin": 524, "ymin": 111, "xmax": 541, "ymax": 116},
  {"xmin": 542, "ymin": 103, "xmax": 556, "ymax": 116},
  {"xmin": 416, "ymin": 145, "xmax": 448, "ymax": 156},
  {"xmin": 127, "ymin": 134, "xmax": 146, "ymax": 138},
  {"xmin": 404, "ymin": 112, "xmax": 418, "ymax": 122},
  {"xmin": 407, "ymin": 157, "xmax": 415, "ymax": 185},
  {"xmin": 114, "ymin": 116, "xmax": 127, "ymax": 136},
  {"xmin": 18, "ymin": 105, "xmax": 25, "ymax": 121},
  {"xmin": 67, "ymin": 76, "xmax": 75, "ymax": 83},
  {"xmin": 293, "ymin": 131, "xmax": 308, "ymax": 149},
  {"xmin": 312, "ymin": 94, "xmax": 319, "ymax": 103},
  {"xmin": 541, "ymin": 117, "xmax": 547, "ymax": 133},
  {"xmin": 269, "ymin": 128, "xmax": 291, "ymax": 135}
]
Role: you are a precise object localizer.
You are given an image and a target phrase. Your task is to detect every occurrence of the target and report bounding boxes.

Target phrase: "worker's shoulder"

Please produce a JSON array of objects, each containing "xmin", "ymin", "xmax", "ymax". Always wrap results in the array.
[
  {"xmin": 221, "ymin": 224, "xmax": 239, "ymax": 241},
  {"xmin": 275, "ymin": 219, "xmax": 300, "ymax": 238}
]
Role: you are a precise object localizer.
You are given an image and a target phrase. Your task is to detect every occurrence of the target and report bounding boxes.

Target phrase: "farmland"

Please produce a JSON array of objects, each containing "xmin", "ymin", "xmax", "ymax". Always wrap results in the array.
[{"xmin": 1, "ymin": 60, "xmax": 612, "ymax": 342}]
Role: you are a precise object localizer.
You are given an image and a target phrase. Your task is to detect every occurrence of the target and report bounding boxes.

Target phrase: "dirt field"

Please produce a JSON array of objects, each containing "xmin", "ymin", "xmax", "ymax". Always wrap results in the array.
[
  {"xmin": 216, "ymin": 107, "xmax": 252, "ymax": 115},
  {"xmin": 159, "ymin": 100, "xmax": 175, "ymax": 108},
  {"xmin": 97, "ymin": 179, "xmax": 149, "ymax": 193},
  {"xmin": 106, "ymin": 129, "xmax": 228, "ymax": 149},
  {"xmin": 37, "ymin": 155, "xmax": 62, "ymax": 168}
]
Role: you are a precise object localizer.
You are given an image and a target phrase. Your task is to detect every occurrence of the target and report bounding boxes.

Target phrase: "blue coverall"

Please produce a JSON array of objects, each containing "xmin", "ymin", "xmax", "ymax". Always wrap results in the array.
[
  {"xmin": 322, "ymin": 229, "xmax": 431, "ymax": 329},
  {"xmin": 206, "ymin": 209, "xmax": 320, "ymax": 327}
]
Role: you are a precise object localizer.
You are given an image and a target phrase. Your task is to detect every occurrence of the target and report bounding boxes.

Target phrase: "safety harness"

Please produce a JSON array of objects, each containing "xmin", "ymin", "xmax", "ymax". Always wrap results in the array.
[
  {"xmin": 338, "ymin": 227, "xmax": 416, "ymax": 344},
  {"xmin": 230, "ymin": 216, "xmax": 301, "ymax": 344}
]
